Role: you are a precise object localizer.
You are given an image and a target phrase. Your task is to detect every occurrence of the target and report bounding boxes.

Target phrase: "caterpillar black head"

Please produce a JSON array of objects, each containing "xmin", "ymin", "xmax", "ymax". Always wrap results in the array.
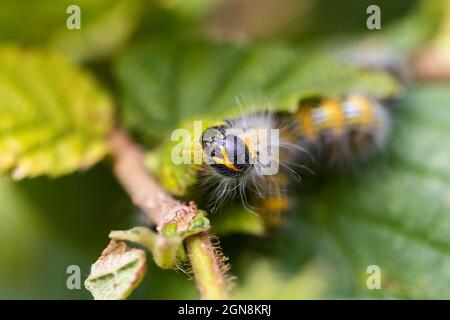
[{"xmin": 201, "ymin": 125, "xmax": 253, "ymax": 178}]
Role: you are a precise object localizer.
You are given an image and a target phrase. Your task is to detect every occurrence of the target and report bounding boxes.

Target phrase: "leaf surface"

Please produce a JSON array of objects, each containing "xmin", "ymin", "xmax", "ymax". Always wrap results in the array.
[
  {"xmin": 85, "ymin": 240, "xmax": 147, "ymax": 300},
  {"xmin": 0, "ymin": 47, "xmax": 114, "ymax": 179}
]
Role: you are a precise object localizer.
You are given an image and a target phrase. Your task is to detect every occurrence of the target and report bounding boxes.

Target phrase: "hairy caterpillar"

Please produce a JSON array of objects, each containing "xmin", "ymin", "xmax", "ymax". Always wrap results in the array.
[{"xmin": 198, "ymin": 93, "xmax": 391, "ymax": 220}]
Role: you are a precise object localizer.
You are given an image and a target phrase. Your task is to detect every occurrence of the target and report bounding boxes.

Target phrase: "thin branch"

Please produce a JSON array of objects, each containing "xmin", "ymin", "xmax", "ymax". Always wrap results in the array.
[
  {"xmin": 412, "ymin": 49, "xmax": 450, "ymax": 81},
  {"xmin": 186, "ymin": 232, "xmax": 230, "ymax": 300},
  {"xmin": 107, "ymin": 128, "xmax": 229, "ymax": 299},
  {"xmin": 108, "ymin": 129, "xmax": 181, "ymax": 226}
]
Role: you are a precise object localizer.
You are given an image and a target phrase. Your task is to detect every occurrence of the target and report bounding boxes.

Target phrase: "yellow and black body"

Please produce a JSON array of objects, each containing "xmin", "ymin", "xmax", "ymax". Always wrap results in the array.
[{"xmin": 197, "ymin": 93, "xmax": 391, "ymax": 228}]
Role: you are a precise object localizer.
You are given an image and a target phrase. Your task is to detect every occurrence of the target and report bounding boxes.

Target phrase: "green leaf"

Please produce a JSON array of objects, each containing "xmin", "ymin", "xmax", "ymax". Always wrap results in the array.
[
  {"xmin": 0, "ymin": 0, "xmax": 144, "ymax": 61},
  {"xmin": 109, "ymin": 209, "xmax": 210, "ymax": 270},
  {"xmin": 232, "ymin": 259, "xmax": 326, "ymax": 299},
  {"xmin": 85, "ymin": 240, "xmax": 147, "ymax": 300},
  {"xmin": 115, "ymin": 41, "xmax": 401, "ymax": 143},
  {"xmin": 0, "ymin": 46, "xmax": 114, "ymax": 179},
  {"xmin": 211, "ymin": 204, "xmax": 265, "ymax": 236},
  {"xmin": 157, "ymin": 0, "xmax": 223, "ymax": 20},
  {"xmin": 110, "ymin": 227, "xmax": 183, "ymax": 269},
  {"xmin": 380, "ymin": 0, "xmax": 446, "ymax": 56}
]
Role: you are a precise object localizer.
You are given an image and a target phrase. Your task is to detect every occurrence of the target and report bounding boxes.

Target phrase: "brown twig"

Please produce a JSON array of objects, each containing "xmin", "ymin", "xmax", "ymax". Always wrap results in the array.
[
  {"xmin": 107, "ymin": 128, "xmax": 229, "ymax": 299},
  {"xmin": 108, "ymin": 129, "xmax": 185, "ymax": 226}
]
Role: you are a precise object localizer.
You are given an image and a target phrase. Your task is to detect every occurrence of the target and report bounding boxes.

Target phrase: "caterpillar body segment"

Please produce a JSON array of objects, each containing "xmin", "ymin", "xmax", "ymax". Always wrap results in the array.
[{"xmin": 293, "ymin": 94, "xmax": 390, "ymax": 166}]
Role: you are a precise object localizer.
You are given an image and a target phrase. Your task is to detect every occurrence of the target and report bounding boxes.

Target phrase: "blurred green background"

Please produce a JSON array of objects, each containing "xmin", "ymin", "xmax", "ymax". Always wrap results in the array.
[{"xmin": 0, "ymin": 0, "xmax": 449, "ymax": 299}]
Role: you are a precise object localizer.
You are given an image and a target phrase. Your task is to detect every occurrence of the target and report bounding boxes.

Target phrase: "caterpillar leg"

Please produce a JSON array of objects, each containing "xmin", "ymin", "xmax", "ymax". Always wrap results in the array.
[{"xmin": 255, "ymin": 195, "xmax": 290, "ymax": 229}]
